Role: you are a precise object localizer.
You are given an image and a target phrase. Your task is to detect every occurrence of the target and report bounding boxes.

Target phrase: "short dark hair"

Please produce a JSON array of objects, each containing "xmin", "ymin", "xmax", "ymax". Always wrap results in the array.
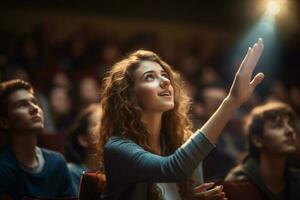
[
  {"xmin": 0, "ymin": 79, "xmax": 33, "ymax": 132},
  {"xmin": 245, "ymin": 101, "xmax": 296, "ymax": 159}
]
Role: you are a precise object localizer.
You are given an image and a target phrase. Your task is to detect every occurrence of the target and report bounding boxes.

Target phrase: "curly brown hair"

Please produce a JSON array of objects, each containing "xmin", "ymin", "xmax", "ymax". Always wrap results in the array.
[{"xmin": 98, "ymin": 49, "xmax": 194, "ymax": 198}]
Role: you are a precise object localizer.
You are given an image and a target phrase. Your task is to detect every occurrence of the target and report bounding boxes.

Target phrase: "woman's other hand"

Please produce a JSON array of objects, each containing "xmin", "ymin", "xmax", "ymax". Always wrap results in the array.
[{"xmin": 192, "ymin": 182, "xmax": 227, "ymax": 200}]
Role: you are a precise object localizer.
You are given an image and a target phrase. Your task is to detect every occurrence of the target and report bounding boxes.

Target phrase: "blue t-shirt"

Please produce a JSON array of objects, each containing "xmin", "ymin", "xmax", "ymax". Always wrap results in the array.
[{"xmin": 0, "ymin": 146, "xmax": 76, "ymax": 199}]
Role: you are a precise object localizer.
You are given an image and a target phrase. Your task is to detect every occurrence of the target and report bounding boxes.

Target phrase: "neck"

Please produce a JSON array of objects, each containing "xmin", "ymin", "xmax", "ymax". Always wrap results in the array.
[
  {"xmin": 141, "ymin": 112, "xmax": 162, "ymax": 155},
  {"xmin": 259, "ymin": 153, "xmax": 286, "ymax": 194},
  {"xmin": 10, "ymin": 131, "xmax": 38, "ymax": 168}
]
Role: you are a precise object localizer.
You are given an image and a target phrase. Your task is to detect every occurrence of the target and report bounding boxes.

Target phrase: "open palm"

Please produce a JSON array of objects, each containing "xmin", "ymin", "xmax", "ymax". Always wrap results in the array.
[{"xmin": 227, "ymin": 38, "xmax": 264, "ymax": 106}]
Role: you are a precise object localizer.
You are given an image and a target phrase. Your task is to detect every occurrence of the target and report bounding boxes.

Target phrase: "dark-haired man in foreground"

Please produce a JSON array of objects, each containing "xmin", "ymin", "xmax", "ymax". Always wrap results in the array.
[
  {"xmin": 0, "ymin": 79, "xmax": 76, "ymax": 200},
  {"xmin": 226, "ymin": 101, "xmax": 300, "ymax": 200}
]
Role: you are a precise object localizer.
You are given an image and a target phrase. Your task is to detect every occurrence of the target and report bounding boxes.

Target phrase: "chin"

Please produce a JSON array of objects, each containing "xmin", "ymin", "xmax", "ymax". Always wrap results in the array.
[
  {"xmin": 30, "ymin": 125, "xmax": 44, "ymax": 132},
  {"xmin": 162, "ymin": 103, "xmax": 175, "ymax": 111},
  {"xmin": 280, "ymin": 148, "xmax": 297, "ymax": 155}
]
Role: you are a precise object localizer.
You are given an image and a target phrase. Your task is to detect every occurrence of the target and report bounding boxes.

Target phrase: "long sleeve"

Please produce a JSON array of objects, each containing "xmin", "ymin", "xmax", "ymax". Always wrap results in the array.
[{"xmin": 104, "ymin": 131, "xmax": 215, "ymax": 188}]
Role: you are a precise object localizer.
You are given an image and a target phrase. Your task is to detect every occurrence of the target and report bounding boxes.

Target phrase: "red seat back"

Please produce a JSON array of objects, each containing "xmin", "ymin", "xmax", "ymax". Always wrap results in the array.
[
  {"xmin": 37, "ymin": 133, "xmax": 65, "ymax": 154},
  {"xmin": 79, "ymin": 172, "xmax": 106, "ymax": 200},
  {"xmin": 217, "ymin": 180, "xmax": 264, "ymax": 200},
  {"xmin": 22, "ymin": 197, "xmax": 77, "ymax": 200}
]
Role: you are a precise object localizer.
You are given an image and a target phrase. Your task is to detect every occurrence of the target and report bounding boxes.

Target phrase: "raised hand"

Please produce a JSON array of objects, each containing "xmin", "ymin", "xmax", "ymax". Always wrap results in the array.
[
  {"xmin": 192, "ymin": 182, "xmax": 227, "ymax": 200},
  {"xmin": 227, "ymin": 38, "xmax": 264, "ymax": 107}
]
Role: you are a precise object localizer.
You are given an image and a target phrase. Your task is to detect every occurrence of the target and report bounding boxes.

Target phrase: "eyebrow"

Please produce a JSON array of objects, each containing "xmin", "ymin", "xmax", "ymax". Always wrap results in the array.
[
  {"xmin": 13, "ymin": 97, "xmax": 37, "ymax": 106},
  {"xmin": 141, "ymin": 70, "xmax": 167, "ymax": 79}
]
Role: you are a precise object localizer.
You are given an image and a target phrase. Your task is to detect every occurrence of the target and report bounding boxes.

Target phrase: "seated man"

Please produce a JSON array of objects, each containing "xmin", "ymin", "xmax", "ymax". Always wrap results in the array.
[
  {"xmin": 226, "ymin": 101, "xmax": 300, "ymax": 200},
  {"xmin": 0, "ymin": 79, "xmax": 76, "ymax": 200}
]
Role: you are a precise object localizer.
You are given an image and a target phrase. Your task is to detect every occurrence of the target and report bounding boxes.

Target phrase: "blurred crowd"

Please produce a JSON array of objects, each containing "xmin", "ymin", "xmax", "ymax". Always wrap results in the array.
[{"xmin": 1, "ymin": 21, "xmax": 299, "ymax": 184}]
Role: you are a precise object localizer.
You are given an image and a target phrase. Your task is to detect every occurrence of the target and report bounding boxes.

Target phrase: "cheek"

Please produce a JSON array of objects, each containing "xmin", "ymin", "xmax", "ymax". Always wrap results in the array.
[
  {"xmin": 38, "ymin": 107, "xmax": 44, "ymax": 120},
  {"xmin": 263, "ymin": 132, "xmax": 283, "ymax": 148},
  {"xmin": 135, "ymin": 85, "xmax": 157, "ymax": 107},
  {"xmin": 7, "ymin": 111, "xmax": 28, "ymax": 128}
]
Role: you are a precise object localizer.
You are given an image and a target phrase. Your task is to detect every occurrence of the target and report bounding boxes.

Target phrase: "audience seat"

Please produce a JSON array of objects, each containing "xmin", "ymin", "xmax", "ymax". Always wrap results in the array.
[
  {"xmin": 79, "ymin": 171, "xmax": 106, "ymax": 200},
  {"xmin": 22, "ymin": 197, "xmax": 78, "ymax": 200},
  {"xmin": 216, "ymin": 180, "xmax": 264, "ymax": 200},
  {"xmin": 37, "ymin": 133, "xmax": 65, "ymax": 154},
  {"xmin": 78, "ymin": 174, "xmax": 263, "ymax": 199}
]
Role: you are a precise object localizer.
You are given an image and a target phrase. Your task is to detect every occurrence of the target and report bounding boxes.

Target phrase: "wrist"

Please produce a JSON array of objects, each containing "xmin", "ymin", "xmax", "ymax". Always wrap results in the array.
[{"xmin": 223, "ymin": 96, "xmax": 240, "ymax": 111}]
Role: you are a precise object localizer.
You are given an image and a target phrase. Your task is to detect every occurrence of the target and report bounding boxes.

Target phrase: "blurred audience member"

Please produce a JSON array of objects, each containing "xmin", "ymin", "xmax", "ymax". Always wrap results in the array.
[
  {"xmin": 266, "ymin": 80, "xmax": 289, "ymax": 103},
  {"xmin": 51, "ymin": 72, "xmax": 73, "ymax": 91},
  {"xmin": 64, "ymin": 104, "xmax": 102, "ymax": 195},
  {"xmin": 48, "ymin": 86, "xmax": 73, "ymax": 133},
  {"xmin": 199, "ymin": 66, "xmax": 221, "ymax": 86},
  {"xmin": 289, "ymin": 84, "xmax": 300, "ymax": 116},
  {"xmin": 226, "ymin": 101, "xmax": 300, "ymax": 200},
  {"xmin": 12, "ymin": 36, "xmax": 44, "ymax": 71},
  {"xmin": 0, "ymin": 79, "xmax": 75, "ymax": 200},
  {"xmin": 77, "ymin": 76, "xmax": 100, "ymax": 111}
]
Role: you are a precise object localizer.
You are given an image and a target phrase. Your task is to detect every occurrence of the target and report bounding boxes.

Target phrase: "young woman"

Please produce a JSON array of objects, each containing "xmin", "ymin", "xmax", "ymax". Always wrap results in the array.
[
  {"xmin": 64, "ymin": 104, "xmax": 102, "ymax": 194},
  {"xmin": 98, "ymin": 38, "xmax": 264, "ymax": 199}
]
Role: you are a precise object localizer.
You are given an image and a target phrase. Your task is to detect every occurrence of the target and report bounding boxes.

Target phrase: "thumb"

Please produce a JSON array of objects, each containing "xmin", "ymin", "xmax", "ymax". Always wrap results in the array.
[
  {"xmin": 193, "ymin": 182, "xmax": 215, "ymax": 193},
  {"xmin": 250, "ymin": 72, "xmax": 264, "ymax": 89}
]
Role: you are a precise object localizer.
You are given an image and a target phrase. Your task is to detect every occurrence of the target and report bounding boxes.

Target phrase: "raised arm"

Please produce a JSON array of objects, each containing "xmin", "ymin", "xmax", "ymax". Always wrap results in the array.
[{"xmin": 200, "ymin": 38, "xmax": 264, "ymax": 143}]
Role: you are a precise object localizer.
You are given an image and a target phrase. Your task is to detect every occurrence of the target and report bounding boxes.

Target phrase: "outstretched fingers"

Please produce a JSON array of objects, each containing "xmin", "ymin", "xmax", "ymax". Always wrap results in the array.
[
  {"xmin": 250, "ymin": 72, "xmax": 265, "ymax": 89},
  {"xmin": 247, "ymin": 38, "xmax": 264, "ymax": 73},
  {"xmin": 239, "ymin": 38, "xmax": 264, "ymax": 74}
]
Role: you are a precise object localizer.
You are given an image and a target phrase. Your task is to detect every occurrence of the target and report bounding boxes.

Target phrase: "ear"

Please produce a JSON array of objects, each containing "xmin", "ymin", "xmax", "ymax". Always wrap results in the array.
[
  {"xmin": 251, "ymin": 135, "xmax": 263, "ymax": 148},
  {"xmin": 78, "ymin": 134, "xmax": 89, "ymax": 148},
  {"xmin": 0, "ymin": 117, "xmax": 9, "ymax": 130}
]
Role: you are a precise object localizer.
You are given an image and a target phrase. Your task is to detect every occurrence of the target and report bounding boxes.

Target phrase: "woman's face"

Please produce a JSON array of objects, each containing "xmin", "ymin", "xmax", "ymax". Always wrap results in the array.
[{"xmin": 133, "ymin": 60, "xmax": 174, "ymax": 113}]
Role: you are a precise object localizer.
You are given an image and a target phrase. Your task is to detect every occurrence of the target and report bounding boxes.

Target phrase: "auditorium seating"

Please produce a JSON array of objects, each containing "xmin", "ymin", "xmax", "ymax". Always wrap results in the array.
[
  {"xmin": 79, "ymin": 171, "xmax": 106, "ymax": 200},
  {"xmin": 216, "ymin": 180, "xmax": 264, "ymax": 200},
  {"xmin": 22, "ymin": 197, "xmax": 78, "ymax": 200},
  {"xmin": 78, "ymin": 171, "xmax": 264, "ymax": 200},
  {"xmin": 37, "ymin": 133, "xmax": 65, "ymax": 154}
]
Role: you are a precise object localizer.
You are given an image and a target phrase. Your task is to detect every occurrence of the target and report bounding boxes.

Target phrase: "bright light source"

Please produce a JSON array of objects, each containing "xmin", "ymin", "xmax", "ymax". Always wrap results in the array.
[{"xmin": 267, "ymin": 1, "xmax": 281, "ymax": 15}]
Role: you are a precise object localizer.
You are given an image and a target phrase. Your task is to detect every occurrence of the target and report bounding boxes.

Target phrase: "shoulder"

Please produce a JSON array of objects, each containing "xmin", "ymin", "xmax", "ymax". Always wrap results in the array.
[
  {"xmin": 105, "ymin": 136, "xmax": 143, "ymax": 154},
  {"xmin": 40, "ymin": 148, "xmax": 68, "ymax": 170},
  {"xmin": 225, "ymin": 164, "xmax": 248, "ymax": 181},
  {"xmin": 104, "ymin": 136, "xmax": 149, "ymax": 164},
  {"xmin": 0, "ymin": 148, "xmax": 20, "ymax": 187},
  {"xmin": 0, "ymin": 147, "xmax": 18, "ymax": 172}
]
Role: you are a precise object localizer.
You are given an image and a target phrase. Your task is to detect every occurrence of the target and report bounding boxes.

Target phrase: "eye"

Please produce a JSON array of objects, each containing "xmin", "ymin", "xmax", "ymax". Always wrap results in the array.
[
  {"xmin": 145, "ymin": 74, "xmax": 155, "ymax": 81},
  {"xmin": 272, "ymin": 122, "xmax": 282, "ymax": 129},
  {"xmin": 17, "ymin": 102, "xmax": 28, "ymax": 108},
  {"xmin": 161, "ymin": 72, "xmax": 170, "ymax": 79}
]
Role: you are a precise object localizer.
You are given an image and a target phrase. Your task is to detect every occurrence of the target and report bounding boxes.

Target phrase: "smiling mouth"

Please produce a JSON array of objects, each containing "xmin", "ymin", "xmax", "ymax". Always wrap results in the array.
[{"xmin": 158, "ymin": 91, "xmax": 171, "ymax": 97}]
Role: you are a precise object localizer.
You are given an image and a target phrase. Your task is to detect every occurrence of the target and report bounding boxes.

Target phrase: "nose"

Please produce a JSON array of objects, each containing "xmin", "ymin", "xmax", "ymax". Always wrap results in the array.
[
  {"xmin": 284, "ymin": 122, "xmax": 295, "ymax": 136},
  {"xmin": 160, "ymin": 76, "xmax": 170, "ymax": 88},
  {"xmin": 29, "ymin": 103, "xmax": 39, "ymax": 115}
]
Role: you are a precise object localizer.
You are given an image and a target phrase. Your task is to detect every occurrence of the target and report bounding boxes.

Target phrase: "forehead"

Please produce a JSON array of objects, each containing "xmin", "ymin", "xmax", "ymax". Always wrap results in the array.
[
  {"xmin": 133, "ymin": 60, "xmax": 165, "ymax": 77},
  {"xmin": 7, "ymin": 89, "xmax": 34, "ymax": 105},
  {"xmin": 265, "ymin": 114, "xmax": 292, "ymax": 125}
]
